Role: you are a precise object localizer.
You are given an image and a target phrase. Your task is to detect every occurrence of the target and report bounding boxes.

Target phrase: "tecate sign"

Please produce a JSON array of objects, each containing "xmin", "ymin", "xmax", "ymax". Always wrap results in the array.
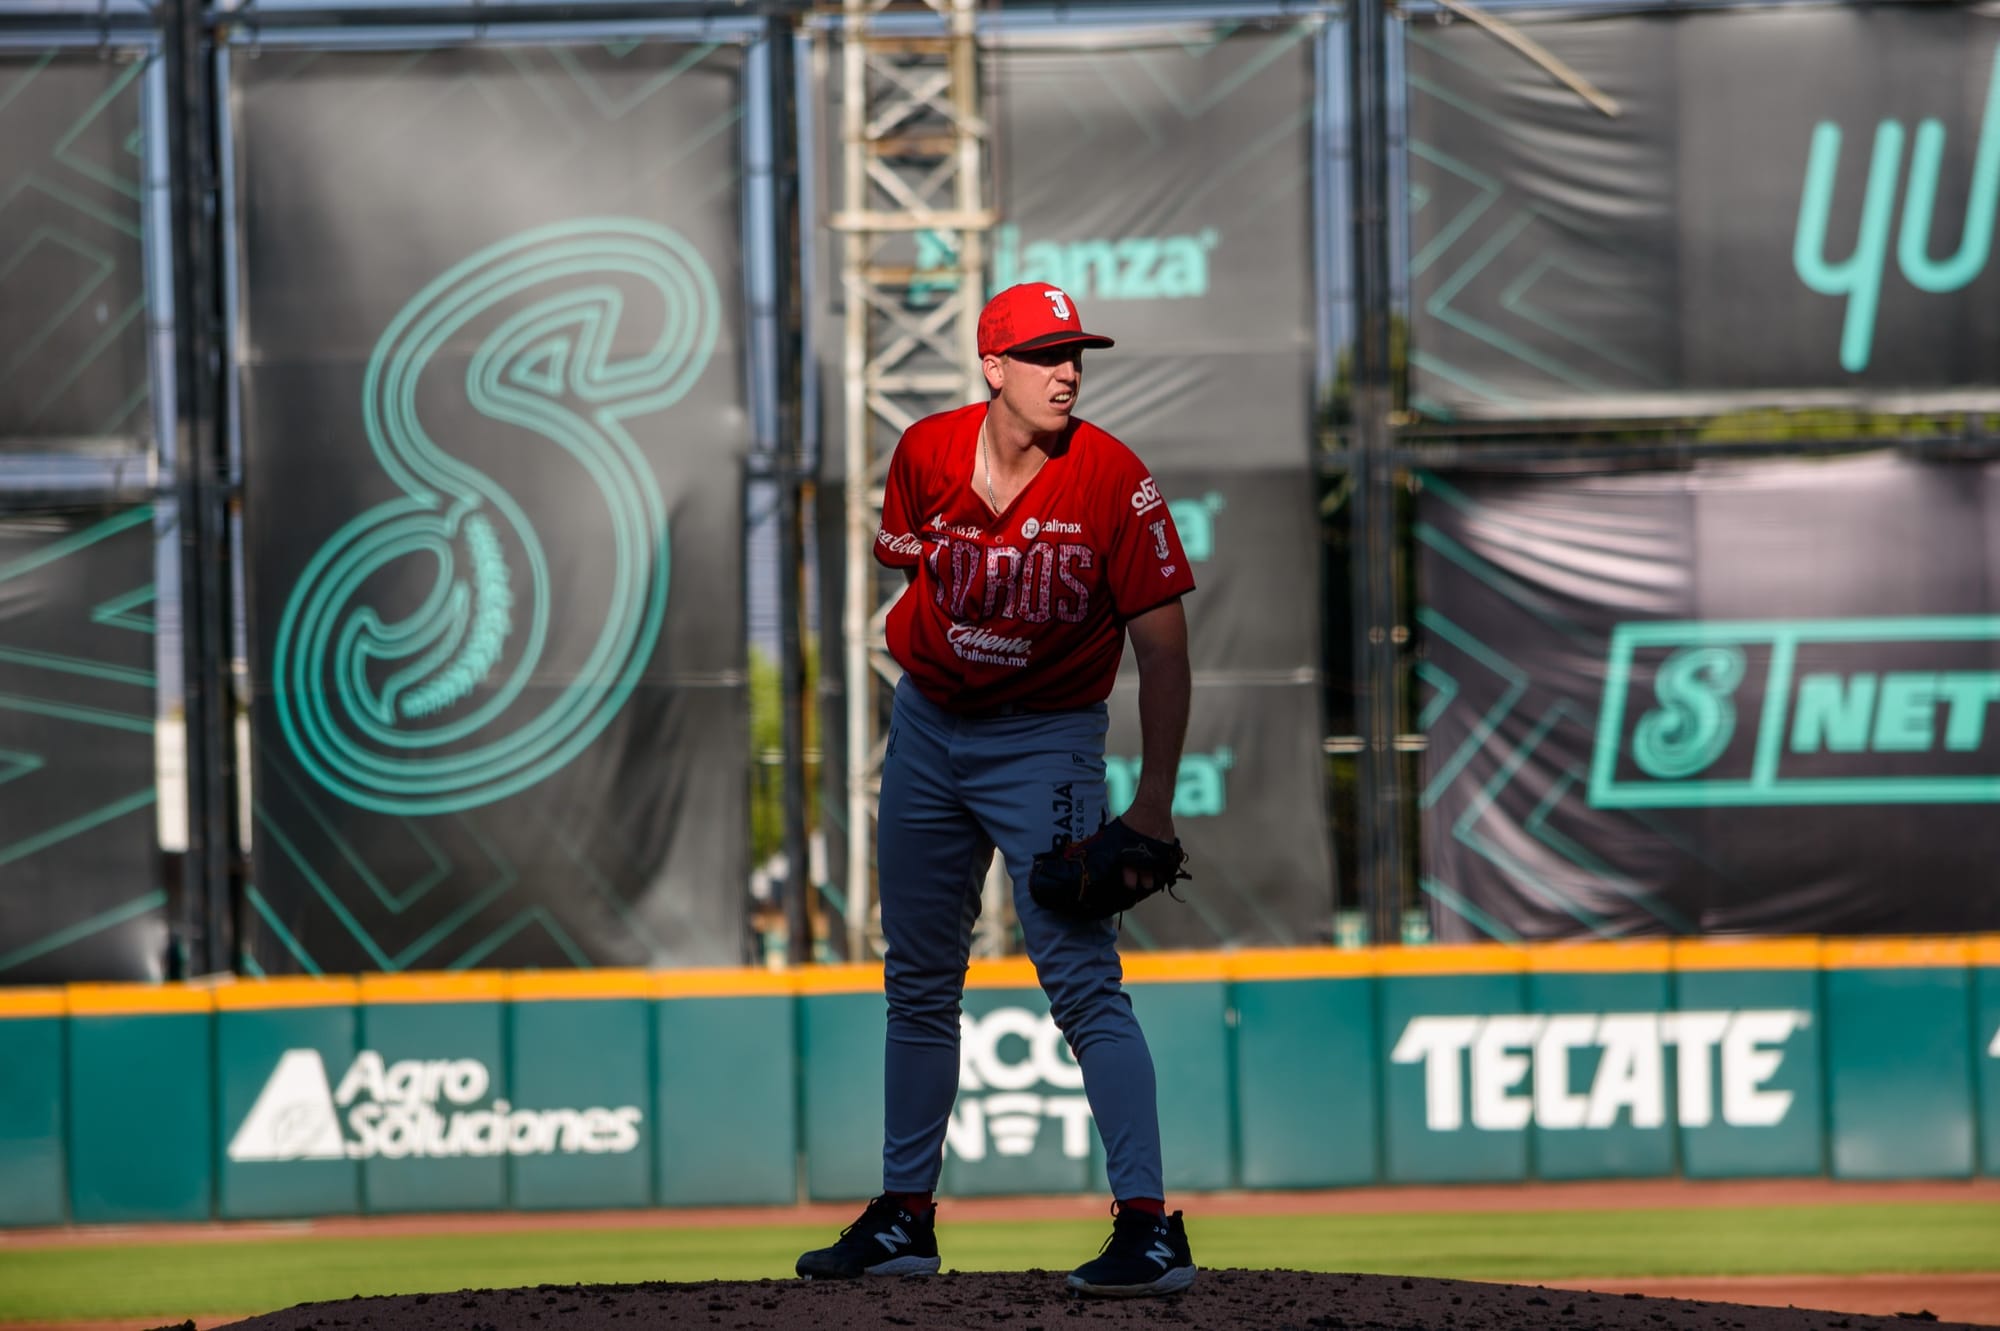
[
  {"xmin": 946, "ymin": 1008, "xmax": 1094, "ymax": 1162},
  {"xmin": 227, "ymin": 1049, "xmax": 643, "ymax": 1162},
  {"xmin": 1391, "ymin": 1010, "xmax": 1810, "ymax": 1132}
]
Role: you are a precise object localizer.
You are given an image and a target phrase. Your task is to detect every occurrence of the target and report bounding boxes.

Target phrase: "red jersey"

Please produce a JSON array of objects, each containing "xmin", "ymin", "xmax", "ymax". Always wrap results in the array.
[{"xmin": 874, "ymin": 402, "xmax": 1196, "ymax": 713}]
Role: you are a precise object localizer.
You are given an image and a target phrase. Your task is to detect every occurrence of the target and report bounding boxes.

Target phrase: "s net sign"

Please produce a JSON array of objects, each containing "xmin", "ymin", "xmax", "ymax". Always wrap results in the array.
[
  {"xmin": 227, "ymin": 1049, "xmax": 643, "ymax": 1162},
  {"xmin": 1590, "ymin": 617, "xmax": 2000, "ymax": 809}
]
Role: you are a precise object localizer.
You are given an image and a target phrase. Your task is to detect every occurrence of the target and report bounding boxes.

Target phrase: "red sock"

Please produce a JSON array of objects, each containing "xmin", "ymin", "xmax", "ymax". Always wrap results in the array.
[
  {"xmin": 886, "ymin": 1190, "xmax": 934, "ymax": 1215},
  {"xmin": 1118, "ymin": 1196, "xmax": 1166, "ymax": 1216}
]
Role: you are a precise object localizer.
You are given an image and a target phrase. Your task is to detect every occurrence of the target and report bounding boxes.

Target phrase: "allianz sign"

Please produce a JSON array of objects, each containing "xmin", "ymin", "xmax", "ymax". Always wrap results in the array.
[{"xmin": 1391, "ymin": 1010, "xmax": 1811, "ymax": 1132}]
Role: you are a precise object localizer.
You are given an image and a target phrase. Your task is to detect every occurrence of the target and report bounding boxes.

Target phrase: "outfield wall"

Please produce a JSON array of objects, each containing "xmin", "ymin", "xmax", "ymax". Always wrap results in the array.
[{"xmin": 3, "ymin": 937, "xmax": 1997, "ymax": 1227}]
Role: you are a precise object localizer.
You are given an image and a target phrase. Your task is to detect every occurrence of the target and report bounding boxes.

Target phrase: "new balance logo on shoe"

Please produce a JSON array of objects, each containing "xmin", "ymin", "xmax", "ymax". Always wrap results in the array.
[
  {"xmin": 795, "ymin": 1197, "xmax": 942, "ymax": 1281},
  {"xmin": 1067, "ymin": 1206, "xmax": 1197, "ymax": 1299}
]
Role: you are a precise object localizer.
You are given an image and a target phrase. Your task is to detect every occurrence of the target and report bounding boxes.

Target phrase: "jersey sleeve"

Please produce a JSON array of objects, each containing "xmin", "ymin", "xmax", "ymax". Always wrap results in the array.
[
  {"xmin": 1104, "ymin": 456, "xmax": 1197, "ymax": 620},
  {"xmin": 874, "ymin": 431, "xmax": 928, "ymax": 570}
]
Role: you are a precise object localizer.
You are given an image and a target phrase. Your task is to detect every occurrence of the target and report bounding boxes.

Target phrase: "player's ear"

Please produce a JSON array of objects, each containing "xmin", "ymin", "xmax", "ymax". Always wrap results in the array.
[{"xmin": 980, "ymin": 353, "xmax": 1005, "ymax": 394}]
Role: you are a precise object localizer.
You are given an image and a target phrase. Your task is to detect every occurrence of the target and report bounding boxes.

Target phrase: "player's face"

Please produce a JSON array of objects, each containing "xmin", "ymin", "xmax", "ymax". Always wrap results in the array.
[{"xmin": 985, "ymin": 345, "xmax": 1083, "ymax": 435}]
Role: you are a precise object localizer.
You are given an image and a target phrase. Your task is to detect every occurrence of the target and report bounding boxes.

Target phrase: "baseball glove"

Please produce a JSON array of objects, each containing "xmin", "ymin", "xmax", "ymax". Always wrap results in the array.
[{"xmin": 1028, "ymin": 817, "xmax": 1192, "ymax": 921}]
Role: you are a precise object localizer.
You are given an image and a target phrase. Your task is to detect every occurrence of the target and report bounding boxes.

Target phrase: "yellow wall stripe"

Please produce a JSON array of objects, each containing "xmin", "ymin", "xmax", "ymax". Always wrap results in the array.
[
  {"xmin": 1821, "ymin": 936, "xmax": 1973, "ymax": 969},
  {"xmin": 652, "ymin": 968, "xmax": 799, "ymax": 999},
  {"xmin": 1373, "ymin": 943, "xmax": 1529, "ymax": 976},
  {"xmin": 1123, "ymin": 953, "xmax": 1232, "ymax": 984},
  {"xmin": 964, "ymin": 958, "xmax": 1043, "ymax": 990},
  {"xmin": 66, "ymin": 983, "xmax": 215, "ymax": 1015},
  {"xmin": 214, "ymin": 977, "xmax": 359, "ymax": 1010},
  {"xmin": 790, "ymin": 964, "xmax": 885, "ymax": 996},
  {"xmin": 359, "ymin": 972, "xmax": 506, "ymax": 1004},
  {"xmin": 1672, "ymin": 936, "xmax": 1822, "ymax": 971},
  {"xmin": 505, "ymin": 970, "xmax": 655, "ymax": 1001},
  {"xmin": 1227, "ymin": 949, "xmax": 1375, "ymax": 981},
  {"xmin": 1528, "ymin": 940, "xmax": 1675, "ymax": 973},
  {"xmin": 0, "ymin": 987, "xmax": 65, "ymax": 1018},
  {"xmin": 38, "ymin": 935, "xmax": 2000, "ymax": 1013}
]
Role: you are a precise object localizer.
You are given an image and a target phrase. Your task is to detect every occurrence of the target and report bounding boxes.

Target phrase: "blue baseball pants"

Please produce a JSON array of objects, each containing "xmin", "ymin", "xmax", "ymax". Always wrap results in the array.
[{"xmin": 876, "ymin": 676, "xmax": 1164, "ymax": 1202}]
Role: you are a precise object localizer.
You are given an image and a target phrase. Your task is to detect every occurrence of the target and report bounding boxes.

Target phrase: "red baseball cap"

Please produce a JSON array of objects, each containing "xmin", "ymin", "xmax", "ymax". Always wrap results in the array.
[{"xmin": 977, "ymin": 283, "xmax": 1116, "ymax": 359}]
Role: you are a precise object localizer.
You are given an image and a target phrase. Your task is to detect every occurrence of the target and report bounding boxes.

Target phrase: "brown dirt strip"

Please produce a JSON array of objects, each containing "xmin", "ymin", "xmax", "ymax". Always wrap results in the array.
[
  {"xmin": 1547, "ymin": 1273, "xmax": 2000, "ymax": 1322},
  {"xmin": 5, "ymin": 1176, "xmax": 1996, "ymax": 1249}
]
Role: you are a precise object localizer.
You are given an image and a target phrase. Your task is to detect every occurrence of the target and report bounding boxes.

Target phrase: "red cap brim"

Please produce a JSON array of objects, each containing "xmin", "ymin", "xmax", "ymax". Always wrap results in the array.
[{"xmin": 996, "ymin": 329, "xmax": 1117, "ymax": 356}]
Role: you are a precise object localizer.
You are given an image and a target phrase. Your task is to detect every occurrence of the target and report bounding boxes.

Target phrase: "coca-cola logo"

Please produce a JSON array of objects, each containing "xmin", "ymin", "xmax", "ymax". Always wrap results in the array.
[{"xmin": 876, "ymin": 528, "xmax": 926, "ymax": 556}]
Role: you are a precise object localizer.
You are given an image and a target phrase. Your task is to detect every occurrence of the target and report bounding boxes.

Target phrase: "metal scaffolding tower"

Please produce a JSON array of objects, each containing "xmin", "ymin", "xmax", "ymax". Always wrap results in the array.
[{"xmin": 829, "ymin": 0, "xmax": 993, "ymax": 960}]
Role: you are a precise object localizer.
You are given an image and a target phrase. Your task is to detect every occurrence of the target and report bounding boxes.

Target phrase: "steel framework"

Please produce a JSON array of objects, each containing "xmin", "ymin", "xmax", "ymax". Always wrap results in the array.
[{"xmin": 828, "ymin": 0, "xmax": 993, "ymax": 960}]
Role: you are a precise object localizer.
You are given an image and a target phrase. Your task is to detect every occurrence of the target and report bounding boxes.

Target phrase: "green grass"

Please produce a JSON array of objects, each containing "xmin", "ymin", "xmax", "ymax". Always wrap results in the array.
[{"xmin": 2, "ymin": 1204, "xmax": 1996, "ymax": 1323}]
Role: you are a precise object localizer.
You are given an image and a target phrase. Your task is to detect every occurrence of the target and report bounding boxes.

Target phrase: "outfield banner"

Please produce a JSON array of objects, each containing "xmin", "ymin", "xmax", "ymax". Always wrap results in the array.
[
  {"xmin": 811, "ymin": 466, "xmax": 1334, "ymax": 953},
  {"xmin": 233, "ymin": 45, "xmax": 752, "ymax": 972},
  {"xmin": 977, "ymin": 25, "xmax": 1318, "ymax": 465},
  {"xmin": 809, "ymin": 20, "xmax": 1328, "ymax": 950},
  {"xmin": 1416, "ymin": 455, "xmax": 2000, "ymax": 940},
  {"xmin": 0, "ymin": 506, "xmax": 161, "ymax": 982},
  {"xmin": 1144, "ymin": 467, "xmax": 1321, "ymax": 675},
  {"xmin": 0, "ymin": 53, "xmax": 152, "ymax": 451},
  {"xmin": 1406, "ymin": 5, "xmax": 2000, "ymax": 416},
  {"xmin": 812, "ymin": 20, "xmax": 1320, "ymax": 473},
  {"xmin": 1105, "ymin": 677, "xmax": 1333, "ymax": 950}
]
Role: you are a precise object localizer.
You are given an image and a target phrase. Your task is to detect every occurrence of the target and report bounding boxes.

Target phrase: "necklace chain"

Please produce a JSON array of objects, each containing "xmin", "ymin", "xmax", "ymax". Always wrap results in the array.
[
  {"xmin": 981, "ymin": 417, "xmax": 1047, "ymax": 515},
  {"xmin": 982, "ymin": 421, "xmax": 999, "ymax": 512}
]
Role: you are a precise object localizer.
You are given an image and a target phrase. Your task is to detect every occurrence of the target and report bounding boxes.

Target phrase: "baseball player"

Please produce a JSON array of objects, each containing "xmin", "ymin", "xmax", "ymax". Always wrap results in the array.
[{"xmin": 795, "ymin": 283, "xmax": 1198, "ymax": 1298}]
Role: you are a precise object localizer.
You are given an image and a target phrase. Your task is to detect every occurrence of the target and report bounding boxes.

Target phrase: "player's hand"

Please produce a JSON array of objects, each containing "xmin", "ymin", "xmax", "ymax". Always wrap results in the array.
[{"xmin": 1115, "ymin": 801, "xmax": 1176, "ymax": 891}]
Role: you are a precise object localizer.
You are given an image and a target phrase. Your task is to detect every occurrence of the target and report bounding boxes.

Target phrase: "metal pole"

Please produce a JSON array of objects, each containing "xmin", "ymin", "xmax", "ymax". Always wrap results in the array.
[
  {"xmin": 839, "ymin": 13, "xmax": 874, "ymax": 963},
  {"xmin": 768, "ymin": 19, "xmax": 815, "ymax": 966},
  {"xmin": 1347, "ymin": 0, "xmax": 1408, "ymax": 946},
  {"xmin": 161, "ymin": 0, "xmax": 235, "ymax": 974}
]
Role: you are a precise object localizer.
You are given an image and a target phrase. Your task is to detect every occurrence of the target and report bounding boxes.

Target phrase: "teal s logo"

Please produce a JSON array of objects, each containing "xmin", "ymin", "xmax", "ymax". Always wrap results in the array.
[
  {"xmin": 272, "ymin": 218, "xmax": 718, "ymax": 815},
  {"xmin": 1793, "ymin": 45, "xmax": 2000, "ymax": 372},
  {"xmin": 1632, "ymin": 646, "xmax": 1744, "ymax": 780},
  {"xmin": 1591, "ymin": 617, "xmax": 2000, "ymax": 808}
]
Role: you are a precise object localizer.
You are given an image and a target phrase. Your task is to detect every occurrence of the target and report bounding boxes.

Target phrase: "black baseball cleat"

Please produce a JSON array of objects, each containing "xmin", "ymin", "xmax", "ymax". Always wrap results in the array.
[
  {"xmin": 795, "ymin": 1195, "xmax": 941, "ymax": 1279},
  {"xmin": 1065, "ymin": 1205, "xmax": 1197, "ymax": 1298}
]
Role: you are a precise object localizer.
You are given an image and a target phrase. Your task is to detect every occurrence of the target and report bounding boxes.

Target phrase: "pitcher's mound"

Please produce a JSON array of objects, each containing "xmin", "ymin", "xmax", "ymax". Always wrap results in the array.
[{"xmin": 209, "ymin": 1269, "xmax": 1993, "ymax": 1331}]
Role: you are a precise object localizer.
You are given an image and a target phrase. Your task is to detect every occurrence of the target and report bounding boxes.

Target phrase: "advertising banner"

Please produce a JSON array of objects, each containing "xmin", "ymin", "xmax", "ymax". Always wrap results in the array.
[
  {"xmin": 0, "ymin": 506, "xmax": 161, "ymax": 982},
  {"xmin": 810, "ymin": 21, "xmax": 1334, "ymax": 951},
  {"xmin": 813, "ymin": 20, "xmax": 1320, "ymax": 475},
  {"xmin": 1106, "ymin": 677, "xmax": 1333, "ymax": 950},
  {"xmin": 976, "ymin": 25, "xmax": 1319, "ymax": 466},
  {"xmin": 0, "ymin": 53, "xmax": 151, "ymax": 451},
  {"xmin": 234, "ymin": 45, "xmax": 753, "ymax": 972},
  {"xmin": 1406, "ymin": 5, "xmax": 2000, "ymax": 416},
  {"xmin": 1416, "ymin": 455, "xmax": 2000, "ymax": 939}
]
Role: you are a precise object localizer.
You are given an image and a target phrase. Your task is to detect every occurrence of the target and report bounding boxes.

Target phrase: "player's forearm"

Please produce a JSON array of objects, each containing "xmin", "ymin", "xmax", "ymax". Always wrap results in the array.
[{"xmin": 1129, "ymin": 641, "xmax": 1191, "ymax": 823}]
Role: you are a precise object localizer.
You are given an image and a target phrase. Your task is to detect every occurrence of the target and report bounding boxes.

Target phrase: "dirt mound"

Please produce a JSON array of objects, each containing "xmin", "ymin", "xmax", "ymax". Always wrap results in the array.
[{"xmin": 205, "ymin": 1269, "xmax": 1992, "ymax": 1331}]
